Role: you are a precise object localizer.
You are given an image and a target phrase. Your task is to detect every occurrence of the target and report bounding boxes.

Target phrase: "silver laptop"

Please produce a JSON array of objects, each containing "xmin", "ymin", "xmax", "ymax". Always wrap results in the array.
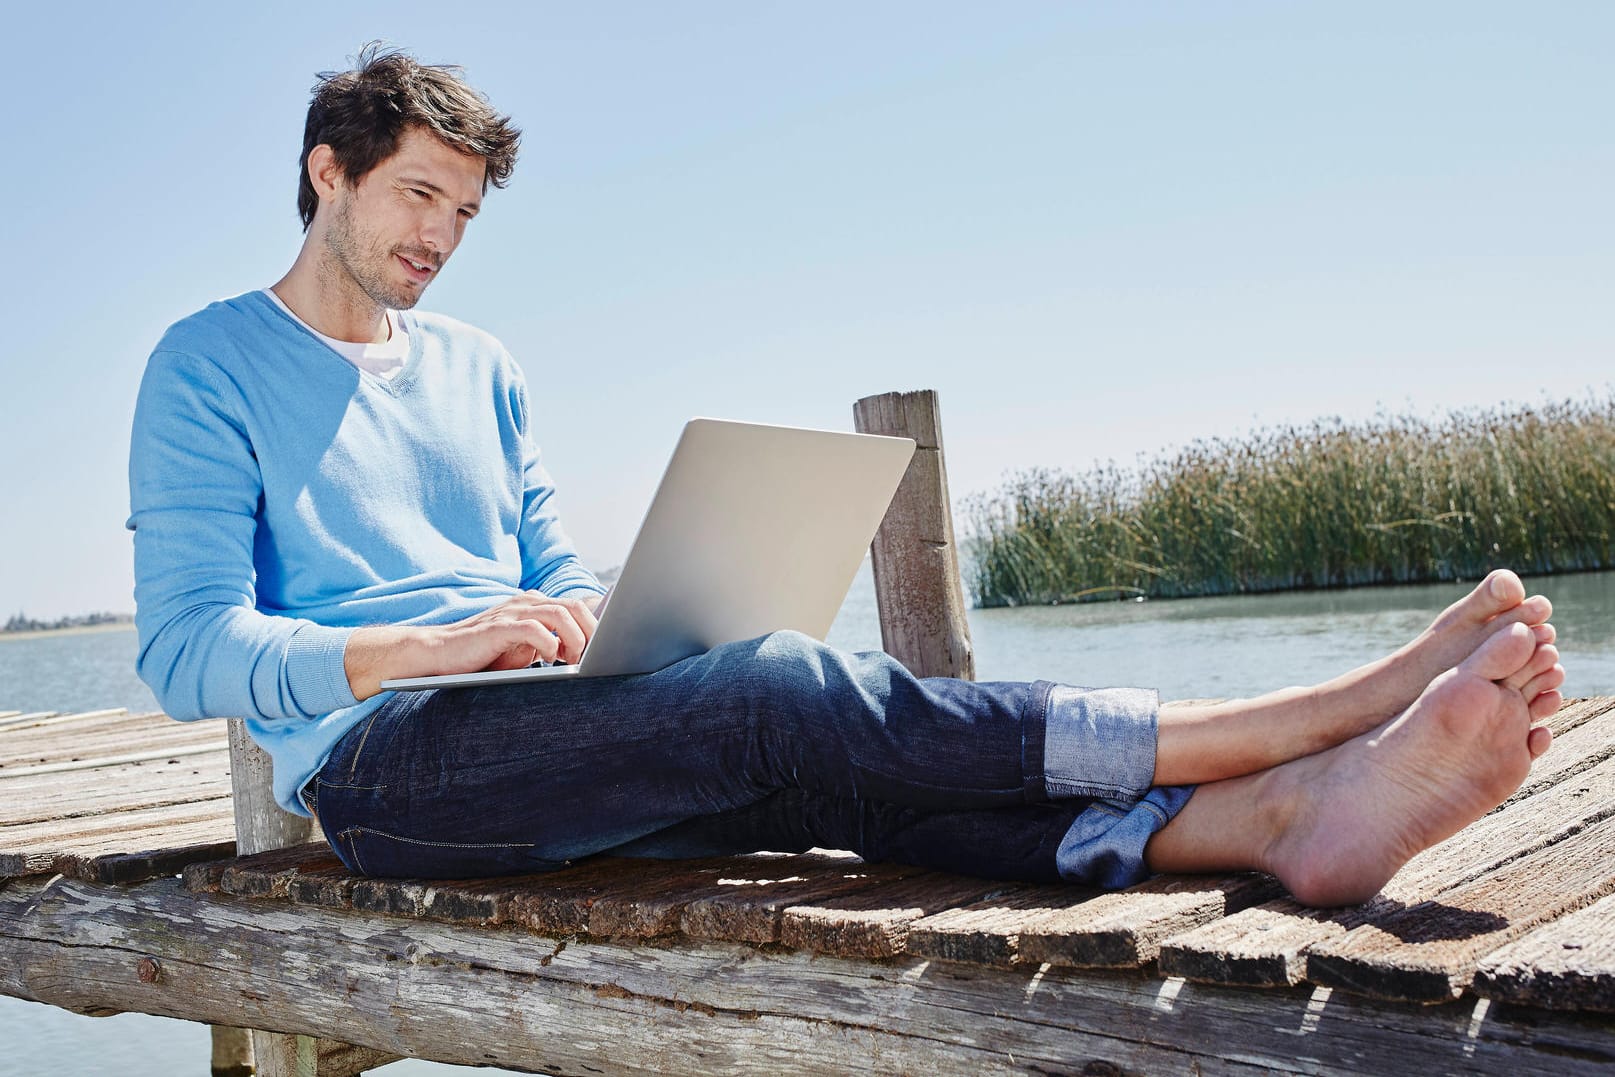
[{"xmin": 379, "ymin": 418, "xmax": 916, "ymax": 691}]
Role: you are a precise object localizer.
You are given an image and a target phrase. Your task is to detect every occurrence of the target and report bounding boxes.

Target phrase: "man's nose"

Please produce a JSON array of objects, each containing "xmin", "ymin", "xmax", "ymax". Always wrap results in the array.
[{"xmin": 420, "ymin": 207, "xmax": 458, "ymax": 254}]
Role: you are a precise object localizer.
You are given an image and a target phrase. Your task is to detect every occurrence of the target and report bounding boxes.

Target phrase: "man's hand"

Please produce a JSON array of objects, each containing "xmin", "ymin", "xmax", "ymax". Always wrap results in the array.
[{"xmin": 344, "ymin": 592, "xmax": 603, "ymax": 701}]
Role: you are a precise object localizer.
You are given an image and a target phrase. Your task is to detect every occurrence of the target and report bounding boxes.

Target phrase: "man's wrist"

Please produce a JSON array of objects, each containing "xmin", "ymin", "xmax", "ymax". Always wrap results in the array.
[{"xmin": 344, "ymin": 624, "xmax": 432, "ymax": 702}]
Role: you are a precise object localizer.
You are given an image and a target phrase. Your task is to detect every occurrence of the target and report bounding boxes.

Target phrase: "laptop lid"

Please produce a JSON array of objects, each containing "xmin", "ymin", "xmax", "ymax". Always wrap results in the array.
[{"xmin": 380, "ymin": 417, "xmax": 915, "ymax": 690}]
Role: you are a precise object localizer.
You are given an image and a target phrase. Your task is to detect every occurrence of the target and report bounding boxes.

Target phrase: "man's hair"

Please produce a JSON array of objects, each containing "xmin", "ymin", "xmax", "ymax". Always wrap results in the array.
[{"xmin": 297, "ymin": 43, "xmax": 521, "ymax": 229}]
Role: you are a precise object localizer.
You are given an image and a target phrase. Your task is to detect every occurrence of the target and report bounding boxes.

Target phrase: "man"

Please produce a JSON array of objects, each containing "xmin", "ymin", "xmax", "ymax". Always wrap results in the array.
[{"xmin": 129, "ymin": 46, "xmax": 1565, "ymax": 908}]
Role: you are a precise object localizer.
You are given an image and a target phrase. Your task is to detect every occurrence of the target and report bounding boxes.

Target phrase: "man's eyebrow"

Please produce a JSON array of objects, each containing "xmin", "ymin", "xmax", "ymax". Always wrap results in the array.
[{"xmin": 399, "ymin": 176, "xmax": 481, "ymax": 211}]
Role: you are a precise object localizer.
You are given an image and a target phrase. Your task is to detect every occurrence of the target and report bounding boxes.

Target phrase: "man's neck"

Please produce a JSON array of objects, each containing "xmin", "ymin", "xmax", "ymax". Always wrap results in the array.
[{"xmin": 271, "ymin": 247, "xmax": 391, "ymax": 345}]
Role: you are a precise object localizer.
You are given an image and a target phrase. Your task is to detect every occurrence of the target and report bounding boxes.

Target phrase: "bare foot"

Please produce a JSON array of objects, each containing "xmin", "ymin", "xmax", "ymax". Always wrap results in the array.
[
  {"xmin": 1152, "ymin": 570, "xmax": 1560, "ymax": 787},
  {"xmin": 1364, "ymin": 569, "xmax": 1556, "ymax": 722},
  {"xmin": 1262, "ymin": 622, "xmax": 1555, "ymax": 906}
]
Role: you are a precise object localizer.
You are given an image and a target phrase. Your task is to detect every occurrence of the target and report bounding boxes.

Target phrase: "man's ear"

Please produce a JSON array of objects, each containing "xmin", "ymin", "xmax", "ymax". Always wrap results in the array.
[{"xmin": 306, "ymin": 144, "xmax": 345, "ymax": 203}]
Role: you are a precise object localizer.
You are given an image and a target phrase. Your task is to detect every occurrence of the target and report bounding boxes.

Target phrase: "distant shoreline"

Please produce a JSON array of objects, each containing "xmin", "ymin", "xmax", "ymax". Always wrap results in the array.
[{"xmin": 0, "ymin": 622, "xmax": 134, "ymax": 642}]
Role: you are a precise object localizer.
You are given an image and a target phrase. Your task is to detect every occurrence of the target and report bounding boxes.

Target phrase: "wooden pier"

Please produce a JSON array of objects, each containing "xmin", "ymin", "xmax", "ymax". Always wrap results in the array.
[
  {"xmin": 3, "ymin": 392, "xmax": 1613, "ymax": 1074},
  {"xmin": 5, "ymin": 697, "xmax": 1614, "ymax": 1075}
]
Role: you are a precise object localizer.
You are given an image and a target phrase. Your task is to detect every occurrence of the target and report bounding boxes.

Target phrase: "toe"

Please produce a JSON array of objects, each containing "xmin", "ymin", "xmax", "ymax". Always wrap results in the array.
[
  {"xmin": 1463, "ymin": 621, "xmax": 1536, "ymax": 680},
  {"xmin": 1482, "ymin": 570, "xmax": 1527, "ymax": 613},
  {"xmin": 1439, "ymin": 570, "xmax": 1527, "ymax": 627},
  {"xmin": 1521, "ymin": 664, "xmax": 1566, "ymax": 703},
  {"xmin": 1528, "ymin": 724, "xmax": 1554, "ymax": 758},
  {"xmin": 1506, "ymin": 645, "xmax": 1561, "ymax": 692},
  {"xmin": 1530, "ymin": 689, "xmax": 1564, "ymax": 722}
]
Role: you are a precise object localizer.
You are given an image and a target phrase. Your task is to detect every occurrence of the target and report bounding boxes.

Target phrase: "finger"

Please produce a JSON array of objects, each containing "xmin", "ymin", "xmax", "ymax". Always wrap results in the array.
[
  {"xmin": 494, "ymin": 618, "xmax": 560, "ymax": 664},
  {"xmin": 543, "ymin": 606, "xmax": 588, "ymax": 664},
  {"xmin": 569, "ymin": 596, "xmax": 601, "ymax": 639},
  {"xmin": 485, "ymin": 642, "xmax": 540, "ymax": 672}
]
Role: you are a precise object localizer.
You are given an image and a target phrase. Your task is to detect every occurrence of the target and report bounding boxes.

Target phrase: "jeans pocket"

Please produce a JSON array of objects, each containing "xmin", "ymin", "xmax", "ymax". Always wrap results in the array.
[{"xmin": 333, "ymin": 825, "xmax": 568, "ymax": 879}]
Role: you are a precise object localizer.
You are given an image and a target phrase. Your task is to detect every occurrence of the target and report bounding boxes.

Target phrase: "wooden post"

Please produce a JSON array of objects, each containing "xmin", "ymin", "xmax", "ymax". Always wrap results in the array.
[
  {"xmin": 225, "ymin": 720, "xmax": 394, "ymax": 1076},
  {"xmin": 226, "ymin": 720, "xmax": 312, "ymax": 856},
  {"xmin": 210, "ymin": 1026, "xmax": 252, "ymax": 1077},
  {"xmin": 853, "ymin": 390, "xmax": 976, "ymax": 681}
]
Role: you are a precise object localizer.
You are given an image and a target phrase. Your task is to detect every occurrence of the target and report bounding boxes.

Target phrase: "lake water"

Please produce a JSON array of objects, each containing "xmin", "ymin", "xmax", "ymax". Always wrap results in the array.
[{"xmin": 4, "ymin": 567, "xmax": 1613, "ymax": 1075}]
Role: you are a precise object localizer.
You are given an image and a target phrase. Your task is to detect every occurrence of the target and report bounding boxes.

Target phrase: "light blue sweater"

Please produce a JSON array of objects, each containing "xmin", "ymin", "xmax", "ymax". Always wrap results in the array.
[{"xmin": 127, "ymin": 290, "xmax": 605, "ymax": 815}]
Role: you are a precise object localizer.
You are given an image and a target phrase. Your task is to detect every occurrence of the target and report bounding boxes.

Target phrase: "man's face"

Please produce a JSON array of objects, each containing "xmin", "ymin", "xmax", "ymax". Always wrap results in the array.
[{"xmin": 321, "ymin": 126, "xmax": 486, "ymax": 311}]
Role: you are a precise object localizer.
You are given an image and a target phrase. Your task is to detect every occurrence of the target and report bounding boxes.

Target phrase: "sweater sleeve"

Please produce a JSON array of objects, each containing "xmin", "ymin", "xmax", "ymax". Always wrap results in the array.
[
  {"xmin": 127, "ymin": 349, "xmax": 359, "ymax": 723},
  {"xmin": 510, "ymin": 374, "xmax": 605, "ymax": 599}
]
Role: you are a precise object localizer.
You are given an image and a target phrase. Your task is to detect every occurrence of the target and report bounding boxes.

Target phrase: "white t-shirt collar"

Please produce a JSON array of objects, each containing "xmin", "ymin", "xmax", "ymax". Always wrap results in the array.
[{"xmin": 262, "ymin": 289, "xmax": 410, "ymax": 380}]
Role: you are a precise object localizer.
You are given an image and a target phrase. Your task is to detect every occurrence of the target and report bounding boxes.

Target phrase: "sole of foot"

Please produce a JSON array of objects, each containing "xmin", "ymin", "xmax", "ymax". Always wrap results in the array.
[{"xmin": 1272, "ymin": 622, "xmax": 1557, "ymax": 907}]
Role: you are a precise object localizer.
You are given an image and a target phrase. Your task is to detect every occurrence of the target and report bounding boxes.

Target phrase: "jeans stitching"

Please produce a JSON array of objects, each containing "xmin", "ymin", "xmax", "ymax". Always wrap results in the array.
[
  {"xmin": 338, "ymin": 826, "xmax": 539, "ymax": 851},
  {"xmin": 346, "ymin": 708, "xmax": 388, "ymax": 781},
  {"xmin": 1048, "ymin": 779, "xmax": 1141, "ymax": 801},
  {"xmin": 342, "ymin": 829, "xmax": 369, "ymax": 876},
  {"xmin": 1136, "ymin": 800, "xmax": 1169, "ymax": 824}
]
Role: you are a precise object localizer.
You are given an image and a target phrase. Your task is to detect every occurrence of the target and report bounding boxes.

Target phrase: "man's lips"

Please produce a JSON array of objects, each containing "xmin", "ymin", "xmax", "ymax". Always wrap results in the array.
[{"xmin": 396, "ymin": 254, "xmax": 437, "ymax": 284}]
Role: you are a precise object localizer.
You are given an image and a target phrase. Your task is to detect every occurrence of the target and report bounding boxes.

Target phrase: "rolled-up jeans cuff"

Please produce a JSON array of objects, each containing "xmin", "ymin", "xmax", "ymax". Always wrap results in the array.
[
  {"xmin": 1043, "ymin": 685, "xmax": 1160, "ymax": 801},
  {"xmin": 1056, "ymin": 784, "xmax": 1197, "ymax": 889}
]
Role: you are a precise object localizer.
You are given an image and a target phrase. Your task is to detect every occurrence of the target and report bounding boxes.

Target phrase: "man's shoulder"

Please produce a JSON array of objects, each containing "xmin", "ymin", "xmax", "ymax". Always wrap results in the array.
[
  {"xmin": 405, "ymin": 308, "xmax": 509, "ymax": 358},
  {"xmin": 150, "ymin": 291, "xmax": 287, "ymax": 368}
]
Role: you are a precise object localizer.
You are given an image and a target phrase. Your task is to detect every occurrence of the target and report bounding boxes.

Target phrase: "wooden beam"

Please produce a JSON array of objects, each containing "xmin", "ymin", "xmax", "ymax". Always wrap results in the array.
[
  {"xmin": 853, "ymin": 390, "xmax": 975, "ymax": 680},
  {"xmin": 3, "ymin": 873, "xmax": 1613, "ymax": 1076}
]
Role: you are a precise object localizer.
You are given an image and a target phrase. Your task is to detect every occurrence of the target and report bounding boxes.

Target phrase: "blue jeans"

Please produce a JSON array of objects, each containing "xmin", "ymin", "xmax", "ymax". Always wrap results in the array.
[{"xmin": 303, "ymin": 631, "xmax": 1194, "ymax": 888}]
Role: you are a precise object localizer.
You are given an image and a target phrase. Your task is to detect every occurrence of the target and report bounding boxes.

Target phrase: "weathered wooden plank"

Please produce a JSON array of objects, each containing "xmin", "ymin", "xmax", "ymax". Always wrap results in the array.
[
  {"xmin": 778, "ymin": 873, "xmax": 1004, "ymax": 958},
  {"xmin": 1160, "ymin": 733, "xmax": 1615, "ymax": 988},
  {"xmin": 1159, "ymin": 903, "xmax": 1346, "ymax": 988},
  {"xmin": 0, "ymin": 796, "xmax": 233, "ymax": 855},
  {"xmin": 906, "ymin": 884, "xmax": 1097, "ymax": 966},
  {"xmin": 1539, "ymin": 696, "xmax": 1612, "ymax": 739},
  {"xmin": 503, "ymin": 855, "xmax": 749, "ymax": 937},
  {"xmin": 1016, "ymin": 872, "xmax": 1285, "ymax": 969},
  {"xmin": 0, "ymin": 711, "xmax": 61, "ymax": 731},
  {"xmin": 182, "ymin": 856, "xmax": 234, "ymax": 894},
  {"xmin": 853, "ymin": 389, "xmax": 975, "ymax": 681},
  {"xmin": 0, "ymin": 707, "xmax": 131, "ymax": 732},
  {"xmin": 1474, "ymin": 892, "xmax": 1615, "ymax": 1013},
  {"xmin": 0, "ymin": 751, "xmax": 232, "ymax": 826},
  {"xmin": 1501, "ymin": 698, "xmax": 1615, "ymax": 807},
  {"xmin": 0, "ymin": 801, "xmax": 236, "ymax": 879},
  {"xmin": 585, "ymin": 852, "xmax": 882, "ymax": 941},
  {"xmin": 350, "ymin": 872, "xmax": 546, "ymax": 927},
  {"xmin": 0, "ymin": 741, "xmax": 226, "ymax": 778},
  {"xmin": 0, "ymin": 718, "xmax": 223, "ymax": 769},
  {"xmin": 680, "ymin": 859, "xmax": 924, "ymax": 945},
  {"xmin": 217, "ymin": 843, "xmax": 345, "ymax": 899},
  {"xmin": 1305, "ymin": 820, "xmax": 1615, "ymax": 1002},
  {"xmin": 5, "ymin": 874, "xmax": 1614, "ymax": 1075},
  {"xmin": 67, "ymin": 837, "xmax": 238, "ymax": 886}
]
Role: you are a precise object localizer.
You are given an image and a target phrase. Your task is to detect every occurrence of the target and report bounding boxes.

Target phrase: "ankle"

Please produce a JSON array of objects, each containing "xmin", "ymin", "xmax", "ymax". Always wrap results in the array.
[{"xmin": 1250, "ymin": 763, "xmax": 1309, "ymax": 878}]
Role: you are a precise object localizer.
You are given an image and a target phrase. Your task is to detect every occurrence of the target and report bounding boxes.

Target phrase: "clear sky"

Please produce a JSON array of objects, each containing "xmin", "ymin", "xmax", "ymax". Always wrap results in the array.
[{"xmin": 2, "ymin": 2, "xmax": 1610, "ymax": 619}]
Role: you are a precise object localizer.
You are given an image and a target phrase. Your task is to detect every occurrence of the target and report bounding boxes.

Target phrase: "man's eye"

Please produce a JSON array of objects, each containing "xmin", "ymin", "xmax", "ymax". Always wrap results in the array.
[{"xmin": 408, "ymin": 188, "xmax": 429, "ymax": 199}]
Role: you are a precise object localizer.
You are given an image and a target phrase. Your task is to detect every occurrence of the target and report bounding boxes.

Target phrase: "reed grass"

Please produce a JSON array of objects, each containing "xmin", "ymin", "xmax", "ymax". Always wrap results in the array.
[{"xmin": 966, "ymin": 396, "xmax": 1615, "ymax": 606}]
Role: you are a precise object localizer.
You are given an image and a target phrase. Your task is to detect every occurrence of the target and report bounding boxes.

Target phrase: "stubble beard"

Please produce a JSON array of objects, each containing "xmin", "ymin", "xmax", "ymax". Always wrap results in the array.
[{"xmin": 324, "ymin": 195, "xmax": 427, "ymax": 312}]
